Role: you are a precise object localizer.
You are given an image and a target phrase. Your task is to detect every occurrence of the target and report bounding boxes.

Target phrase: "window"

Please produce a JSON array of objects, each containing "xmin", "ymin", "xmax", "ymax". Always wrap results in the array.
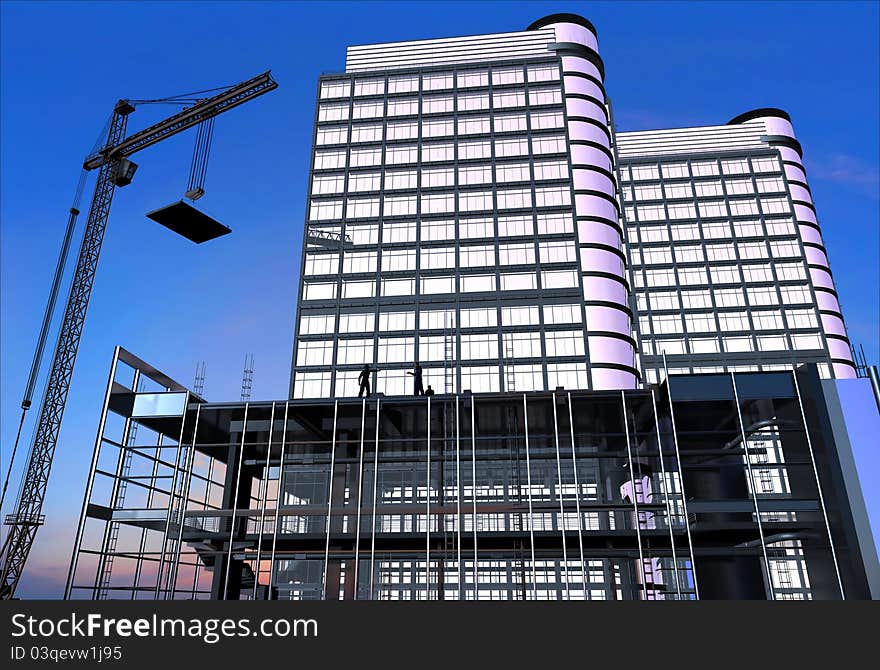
[
  {"xmin": 382, "ymin": 249, "xmax": 416, "ymax": 272},
  {"xmin": 347, "ymin": 197, "xmax": 380, "ymax": 220},
  {"xmin": 503, "ymin": 331, "xmax": 541, "ymax": 358},
  {"xmin": 691, "ymin": 160, "xmax": 719, "ymax": 176},
  {"xmin": 385, "ymin": 145, "xmax": 418, "ymax": 165},
  {"xmin": 423, "ymin": 95, "xmax": 453, "ymax": 114},
  {"xmin": 314, "ymin": 150, "xmax": 346, "ymax": 170},
  {"xmin": 535, "ymin": 186, "xmax": 570, "ymax": 207},
  {"xmin": 459, "ymin": 190, "xmax": 493, "ymax": 212},
  {"xmin": 634, "ymin": 184, "xmax": 662, "ymax": 201},
  {"xmin": 459, "ymin": 140, "xmax": 491, "ymax": 160},
  {"xmin": 385, "ymin": 75, "xmax": 417, "ymax": 95},
  {"xmin": 421, "ymin": 276, "xmax": 455, "ymax": 294},
  {"xmin": 786, "ymin": 308, "xmax": 819, "ymax": 328},
  {"xmin": 377, "ymin": 337, "xmax": 415, "ymax": 363},
  {"xmin": 776, "ymin": 262, "xmax": 807, "ymax": 281},
  {"xmin": 293, "ymin": 371, "xmax": 331, "ymax": 399},
  {"xmin": 320, "ymin": 80, "xmax": 349, "ymax": 99},
  {"xmin": 500, "ymin": 273, "xmax": 537, "ymax": 291},
  {"xmin": 495, "ymin": 113, "xmax": 528, "ymax": 133},
  {"xmin": 758, "ymin": 335, "xmax": 788, "ymax": 351},
  {"xmin": 675, "ymin": 245, "xmax": 703, "ymax": 263},
  {"xmin": 729, "ymin": 199, "xmax": 758, "ymax": 216},
  {"xmin": 351, "ymin": 100, "xmax": 382, "ymax": 119},
  {"xmin": 379, "ymin": 311, "xmax": 415, "ymax": 332},
  {"xmin": 638, "ymin": 224, "xmax": 669, "ymax": 243},
  {"xmin": 718, "ymin": 312, "xmax": 750, "ymax": 331},
  {"xmin": 527, "ymin": 64, "xmax": 559, "ymax": 82},
  {"xmin": 766, "ymin": 218, "xmax": 795, "ymax": 236},
  {"xmin": 461, "ymin": 274, "xmax": 495, "ymax": 292},
  {"xmin": 704, "ymin": 243, "xmax": 734, "ymax": 262},
  {"xmin": 459, "ymin": 164, "xmax": 493, "ymax": 185},
  {"xmin": 420, "ymin": 309, "xmax": 455, "ymax": 329},
  {"xmin": 631, "ymin": 164, "xmax": 659, "ymax": 181},
  {"xmin": 309, "ymin": 199, "xmax": 342, "ymax": 221},
  {"xmin": 498, "ymin": 187, "xmax": 532, "ymax": 210},
  {"xmin": 348, "ymin": 148, "xmax": 380, "ymax": 168},
  {"xmin": 685, "ymin": 313, "xmax": 715, "ymax": 333},
  {"xmin": 422, "ymin": 119, "xmax": 453, "ymax": 138},
  {"xmin": 747, "ymin": 286, "xmax": 779, "ymax": 306},
  {"xmin": 312, "ymin": 174, "xmax": 344, "ymax": 195},
  {"xmin": 339, "ymin": 313, "xmax": 375, "ymax": 333},
  {"xmin": 421, "ymin": 219, "xmax": 455, "ymax": 241},
  {"xmin": 383, "ymin": 195, "xmax": 417, "ymax": 216},
  {"xmin": 386, "ymin": 121, "xmax": 418, "ymax": 140},
  {"xmin": 422, "ymin": 167, "xmax": 454, "ymax": 188},
  {"xmin": 756, "ymin": 176, "xmax": 785, "ymax": 193},
  {"xmin": 681, "ymin": 289, "xmax": 712, "ymax": 309},
  {"xmin": 770, "ymin": 240, "xmax": 801, "ymax": 258},
  {"xmin": 664, "ymin": 183, "xmax": 693, "ymax": 199},
  {"xmin": 645, "ymin": 269, "xmax": 676, "ymax": 286},
  {"xmin": 458, "ymin": 116, "xmax": 491, "ymax": 135},
  {"xmin": 419, "ymin": 335, "xmax": 450, "ymax": 361},
  {"xmin": 733, "ymin": 220, "xmax": 763, "ymax": 238},
  {"xmin": 714, "ymin": 288, "xmax": 745, "ymax": 307},
  {"xmin": 460, "ymin": 307, "xmax": 497, "ymax": 328},
  {"xmin": 531, "ymin": 110, "xmax": 564, "ymax": 129},
  {"xmin": 751, "ymin": 157, "xmax": 780, "ymax": 173},
  {"xmin": 542, "ymin": 270, "xmax": 578, "ymax": 288},
  {"xmin": 457, "ymin": 70, "xmax": 488, "ymax": 88},
  {"xmin": 791, "ymin": 333, "xmax": 822, "ymax": 350},
  {"xmin": 421, "ymin": 246, "xmax": 456, "ymax": 270},
  {"xmin": 502, "ymin": 305, "xmax": 539, "ymax": 325},
  {"xmin": 690, "ymin": 338, "xmax": 720, "ymax": 353},
  {"xmin": 677, "ymin": 268, "xmax": 707, "ymax": 285},
  {"xmin": 422, "ymin": 142, "xmax": 455, "ymax": 162},
  {"xmin": 318, "ymin": 103, "xmax": 349, "ymax": 122},
  {"xmin": 349, "ymin": 124, "xmax": 382, "ymax": 145},
  {"xmin": 495, "ymin": 137, "xmax": 529, "ymax": 157},
  {"xmin": 461, "ymin": 244, "xmax": 495, "ymax": 267},
  {"xmin": 699, "ymin": 200, "xmax": 727, "ymax": 218},
  {"xmin": 303, "ymin": 282, "xmax": 337, "ymax": 301},
  {"xmin": 492, "ymin": 66, "xmax": 524, "ymax": 85},
  {"xmin": 544, "ymin": 304, "xmax": 582, "ymax": 324},
  {"xmin": 649, "ymin": 291, "xmax": 679, "ymax": 311},
  {"xmin": 347, "ymin": 172, "xmax": 380, "ymax": 193},
  {"xmin": 532, "ymin": 136, "xmax": 566, "ymax": 155},
  {"xmin": 385, "ymin": 169, "xmax": 417, "ymax": 191},
  {"xmin": 353, "ymin": 78, "xmax": 384, "ymax": 96},
  {"xmin": 652, "ymin": 315, "xmax": 683, "ymax": 335},
  {"xmin": 299, "ymin": 314, "xmax": 335, "ymax": 335},
  {"xmin": 641, "ymin": 248, "xmax": 672, "ymax": 265},
  {"xmin": 493, "ymin": 90, "xmax": 526, "ymax": 109},
  {"xmin": 342, "ymin": 279, "xmax": 375, "ymax": 298},
  {"xmin": 316, "ymin": 126, "xmax": 348, "ymax": 146},
  {"xmin": 381, "ymin": 278, "xmax": 415, "ymax": 296},
  {"xmin": 761, "ymin": 197, "xmax": 790, "ymax": 214},
  {"xmin": 752, "ymin": 310, "xmax": 785, "ymax": 330},
  {"xmin": 545, "ymin": 330, "xmax": 585, "ymax": 357},
  {"xmin": 459, "ymin": 92, "xmax": 489, "ymax": 111},
  {"xmin": 461, "ymin": 333, "xmax": 498, "ymax": 359},
  {"xmin": 423, "ymin": 72, "xmax": 453, "ymax": 90},
  {"xmin": 529, "ymin": 87, "xmax": 562, "ymax": 106},
  {"xmin": 496, "ymin": 162, "xmax": 530, "ymax": 183},
  {"xmin": 725, "ymin": 178, "xmax": 754, "ymax": 195},
  {"xmin": 337, "ymin": 338, "xmax": 374, "ymax": 365},
  {"xmin": 421, "ymin": 192, "xmax": 455, "ymax": 214},
  {"xmin": 460, "ymin": 217, "xmax": 493, "ymax": 239},
  {"xmin": 539, "ymin": 213, "xmax": 571, "ymax": 235},
  {"xmin": 511, "ymin": 365, "xmax": 544, "ymax": 391},
  {"xmin": 638, "ymin": 205, "xmax": 665, "ymax": 222},
  {"xmin": 695, "ymin": 181, "xmax": 724, "ymax": 198},
  {"xmin": 721, "ymin": 158, "xmax": 750, "ymax": 174},
  {"xmin": 724, "ymin": 336, "xmax": 753, "ymax": 352},
  {"xmin": 539, "ymin": 241, "xmax": 576, "ymax": 264},
  {"xmin": 382, "ymin": 220, "xmax": 416, "ymax": 244},
  {"xmin": 461, "ymin": 366, "xmax": 500, "ymax": 392},
  {"xmin": 304, "ymin": 253, "xmax": 338, "ymax": 276},
  {"xmin": 711, "ymin": 265, "xmax": 741, "ymax": 284},
  {"xmin": 344, "ymin": 222, "xmax": 379, "ymax": 245},
  {"xmin": 661, "ymin": 162, "xmax": 689, "ymax": 179},
  {"xmin": 780, "ymin": 285, "xmax": 811, "ymax": 305}
]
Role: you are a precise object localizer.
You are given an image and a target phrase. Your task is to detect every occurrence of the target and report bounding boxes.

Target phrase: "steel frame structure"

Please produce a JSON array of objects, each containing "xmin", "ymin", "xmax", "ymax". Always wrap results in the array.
[{"xmin": 65, "ymin": 348, "xmax": 877, "ymax": 601}]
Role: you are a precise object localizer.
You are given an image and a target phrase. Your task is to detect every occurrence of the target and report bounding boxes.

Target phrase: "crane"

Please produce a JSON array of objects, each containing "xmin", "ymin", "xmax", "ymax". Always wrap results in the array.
[{"xmin": 0, "ymin": 70, "xmax": 278, "ymax": 599}]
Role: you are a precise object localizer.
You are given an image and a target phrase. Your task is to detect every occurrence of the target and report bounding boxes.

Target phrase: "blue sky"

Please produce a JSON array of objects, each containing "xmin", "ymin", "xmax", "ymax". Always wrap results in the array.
[{"xmin": 1, "ymin": 1, "xmax": 877, "ymax": 597}]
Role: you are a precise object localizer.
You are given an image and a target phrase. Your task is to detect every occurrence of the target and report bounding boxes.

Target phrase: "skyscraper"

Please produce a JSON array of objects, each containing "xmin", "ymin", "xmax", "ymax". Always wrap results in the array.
[{"xmin": 290, "ymin": 13, "xmax": 856, "ymax": 402}]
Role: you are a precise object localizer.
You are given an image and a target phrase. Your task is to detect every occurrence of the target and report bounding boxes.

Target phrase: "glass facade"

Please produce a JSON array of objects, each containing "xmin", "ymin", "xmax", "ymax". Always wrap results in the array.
[{"xmin": 67, "ymin": 348, "xmax": 875, "ymax": 601}]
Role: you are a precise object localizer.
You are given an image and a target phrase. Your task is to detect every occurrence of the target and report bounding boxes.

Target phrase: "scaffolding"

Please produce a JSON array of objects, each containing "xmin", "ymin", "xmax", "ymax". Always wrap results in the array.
[{"xmin": 65, "ymin": 348, "xmax": 868, "ymax": 600}]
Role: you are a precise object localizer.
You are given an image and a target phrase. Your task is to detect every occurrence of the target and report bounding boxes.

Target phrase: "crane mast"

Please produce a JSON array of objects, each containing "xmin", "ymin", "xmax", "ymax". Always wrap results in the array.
[{"xmin": 0, "ymin": 71, "xmax": 277, "ymax": 599}]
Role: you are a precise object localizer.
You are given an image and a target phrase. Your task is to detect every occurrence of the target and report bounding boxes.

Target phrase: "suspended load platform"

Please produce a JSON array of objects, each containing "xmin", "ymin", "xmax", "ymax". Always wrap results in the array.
[{"xmin": 146, "ymin": 200, "xmax": 231, "ymax": 244}]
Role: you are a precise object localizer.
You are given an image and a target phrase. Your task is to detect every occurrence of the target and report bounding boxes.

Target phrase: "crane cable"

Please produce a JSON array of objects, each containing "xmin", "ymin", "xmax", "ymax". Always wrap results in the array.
[{"xmin": 0, "ymin": 169, "xmax": 89, "ymax": 518}]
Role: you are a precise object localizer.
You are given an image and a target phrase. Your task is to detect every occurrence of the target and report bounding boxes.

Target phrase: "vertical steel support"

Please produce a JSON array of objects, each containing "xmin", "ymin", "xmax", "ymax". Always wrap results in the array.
[
  {"xmin": 455, "ymin": 396, "xmax": 462, "ymax": 601},
  {"xmin": 63, "ymin": 347, "xmax": 121, "ymax": 599},
  {"xmin": 566, "ymin": 393, "xmax": 587, "ymax": 598},
  {"xmin": 471, "ymin": 399, "xmax": 478, "ymax": 600},
  {"xmin": 650, "ymin": 388, "xmax": 682, "ymax": 599},
  {"xmin": 168, "ymin": 402, "xmax": 202, "ymax": 597},
  {"xmin": 369, "ymin": 399, "xmax": 381, "ymax": 599},
  {"xmin": 662, "ymin": 354, "xmax": 700, "ymax": 599},
  {"xmin": 222, "ymin": 403, "xmax": 249, "ymax": 599},
  {"xmin": 551, "ymin": 395, "xmax": 570, "ymax": 599},
  {"xmin": 320, "ymin": 400, "xmax": 337, "ymax": 600},
  {"xmin": 352, "ymin": 399, "xmax": 366, "ymax": 599},
  {"xmin": 251, "ymin": 402, "xmax": 275, "ymax": 599},
  {"xmin": 730, "ymin": 373, "xmax": 776, "ymax": 599},
  {"xmin": 790, "ymin": 368, "xmax": 845, "ymax": 598},
  {"xmin": 426, "ymin": 395, "xmax": 431, "ymax": 600},
  {"xmin": 621, "ymin": 391, "xmax": 647, "ymax": 600},
  {"xmin": 268, "ymin": 402, "xmax": 290, "ymax": 600},
  {"xmin": 522, "ymin": 394, "xmax": 537, "ymax": 600}
]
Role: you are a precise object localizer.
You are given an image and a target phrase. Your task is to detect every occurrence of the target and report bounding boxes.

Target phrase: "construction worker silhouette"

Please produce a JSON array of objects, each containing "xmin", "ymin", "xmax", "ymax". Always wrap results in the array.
[
  {"xmin": 358, "ymin": 364, "xmax": 371, "ymax": 398},
  {"xmin": 425, "ymin": 385, "xmax": 435, "ymax": 396},
  {"xmin": 407, "ymin": 361, "xmax": 424, "ymax": 396}
]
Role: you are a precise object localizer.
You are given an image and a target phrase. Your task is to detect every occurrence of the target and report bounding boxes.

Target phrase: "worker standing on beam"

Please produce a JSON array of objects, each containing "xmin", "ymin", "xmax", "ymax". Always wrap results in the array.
[
  {"xmin": 358, "ymin": 364, "xmax": 372, "ymax": 398},
  {"xmin": 407, "ymin": 361, "xmax": 424, "ymax": 396}
]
